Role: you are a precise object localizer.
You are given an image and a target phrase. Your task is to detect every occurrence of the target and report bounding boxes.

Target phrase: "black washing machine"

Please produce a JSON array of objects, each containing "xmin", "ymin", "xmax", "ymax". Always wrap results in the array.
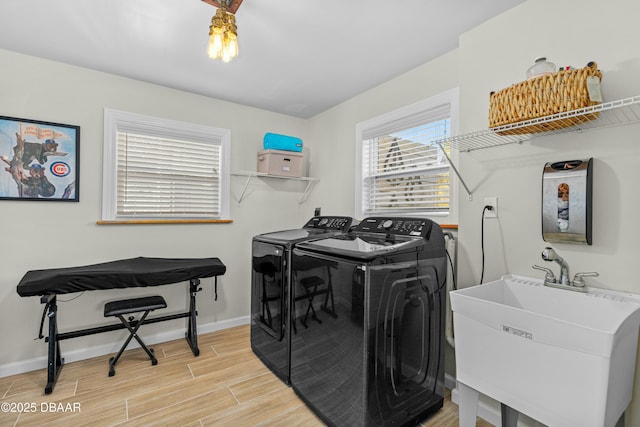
[
  {"xmin": 290, "ymin": 217, "xmax": 447, "ymax": 427},
  {"xmin": 251, "ymin": 216, "xmax": 357, "ymax": 385}
]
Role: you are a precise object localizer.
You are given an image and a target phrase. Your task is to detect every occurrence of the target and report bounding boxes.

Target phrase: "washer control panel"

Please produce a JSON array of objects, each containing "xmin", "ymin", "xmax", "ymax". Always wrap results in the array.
[
  {"xmin": 304, "ymin": 216, "xmax": 357, "ymax": 231},
  {"xmin": 354, "ymin": 217, "xmax": 433, "ymax": 237}
]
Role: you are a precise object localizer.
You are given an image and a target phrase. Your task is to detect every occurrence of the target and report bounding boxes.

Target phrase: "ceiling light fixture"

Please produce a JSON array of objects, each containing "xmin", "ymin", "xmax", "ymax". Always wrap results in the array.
[{"xmin": 205, "ymin": 0, "xmax": 239, "ymax": 63}]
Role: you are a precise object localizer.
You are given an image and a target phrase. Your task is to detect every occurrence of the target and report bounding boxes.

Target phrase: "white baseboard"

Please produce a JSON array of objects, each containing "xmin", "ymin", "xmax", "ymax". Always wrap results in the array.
[
  {"xmin": 0, "ymin": 315, "xmax": 250, "ymax": 379},
  {"xmin": 444, "ymin": 372, "xmax": 457, "ymax": 390}
]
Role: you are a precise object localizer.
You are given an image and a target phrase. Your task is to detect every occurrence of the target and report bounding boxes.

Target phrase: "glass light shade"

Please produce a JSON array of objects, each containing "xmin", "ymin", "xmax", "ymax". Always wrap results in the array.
[
  {"xmin": 225, "ymin": 33, "xmax": 238, "ymax": 58},
  {"xmin": 208, "ymin": 27, "xmax": 224, "ymax": 58}
]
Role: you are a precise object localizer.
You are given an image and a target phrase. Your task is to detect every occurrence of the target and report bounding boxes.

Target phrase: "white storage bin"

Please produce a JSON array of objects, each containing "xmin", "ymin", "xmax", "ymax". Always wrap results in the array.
[{"xmin": 257, "ymin": 149, "xmax": 303, "ymax": 177}]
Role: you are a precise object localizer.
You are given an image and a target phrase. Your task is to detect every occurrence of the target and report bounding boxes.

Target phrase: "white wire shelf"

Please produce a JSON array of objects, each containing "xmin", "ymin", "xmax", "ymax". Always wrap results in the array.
[
  {"xmin": 446, "ymin": 96, "xmax": 640, "ymax": 153},
  {"xmin": 433, "ymin": 96, "xmax": 640, "ymax": 200},
  {"xmin": 231, "ymin": 171, "xmax": 318, "ymax": 203},
  {"xmin": 232, "ymin": 171, "xmax": 318, "ymax": 182}
]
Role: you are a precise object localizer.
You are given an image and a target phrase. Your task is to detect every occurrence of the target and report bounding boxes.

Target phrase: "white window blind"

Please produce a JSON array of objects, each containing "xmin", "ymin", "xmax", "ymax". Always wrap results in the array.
[
  {"xmin": 102, "ymin": 109, "xmax": 230, "ymax": 221},
  {"xmin": 356, "ymin": 89, "xmax": 458, "ymax": 218},
  {"xmin": 116, "ymin": 132, "xmax": 221, "ymax": 216}
]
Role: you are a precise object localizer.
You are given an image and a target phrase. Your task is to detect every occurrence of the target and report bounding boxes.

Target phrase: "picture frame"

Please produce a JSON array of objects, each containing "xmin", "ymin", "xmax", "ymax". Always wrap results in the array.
[{"xmin": 0, "ymin": 116, "xmax": 79, "ymax": 202}]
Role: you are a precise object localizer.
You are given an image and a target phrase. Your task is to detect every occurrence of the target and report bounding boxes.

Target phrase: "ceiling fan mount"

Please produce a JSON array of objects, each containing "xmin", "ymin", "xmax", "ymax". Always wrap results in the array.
[{"xmin": 201, "ymin": 0, "xmax": 243, "ymax": 14}]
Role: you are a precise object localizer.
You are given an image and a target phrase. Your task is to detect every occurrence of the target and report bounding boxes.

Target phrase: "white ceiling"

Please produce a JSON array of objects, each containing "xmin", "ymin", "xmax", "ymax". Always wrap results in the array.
[{"xmin": 0, "ymin": 0, "xmax": 524, "ymax": 118}]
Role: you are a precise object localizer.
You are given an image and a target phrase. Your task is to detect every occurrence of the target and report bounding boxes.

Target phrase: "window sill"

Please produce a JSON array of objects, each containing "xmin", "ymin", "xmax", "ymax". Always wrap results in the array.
[{"xmin": 96, "ymin": 219, "xmax": 233, "ymax": 225}]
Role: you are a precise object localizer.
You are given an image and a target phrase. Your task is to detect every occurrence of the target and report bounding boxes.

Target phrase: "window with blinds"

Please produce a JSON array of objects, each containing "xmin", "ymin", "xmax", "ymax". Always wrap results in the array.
[
  {"xmin": 102, "ymin": 109, "xmax": 230, "ymax": 221},
  {"xmin": 356, "ymin": 89, "xmax": 458, "ymax": 218}
]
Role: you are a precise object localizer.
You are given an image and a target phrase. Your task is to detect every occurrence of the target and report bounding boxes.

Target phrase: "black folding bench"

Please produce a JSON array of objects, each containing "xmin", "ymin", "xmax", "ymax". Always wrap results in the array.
[{"xmin": 104, "ymin": 295, "xmax": 167, "ymax": 376}]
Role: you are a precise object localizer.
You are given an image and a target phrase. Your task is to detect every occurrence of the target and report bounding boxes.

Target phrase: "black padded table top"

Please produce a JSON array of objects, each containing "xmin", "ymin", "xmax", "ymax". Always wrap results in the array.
[{"xmin": 17, "ymin": 257, "xmax": 226, "ymax": 297}]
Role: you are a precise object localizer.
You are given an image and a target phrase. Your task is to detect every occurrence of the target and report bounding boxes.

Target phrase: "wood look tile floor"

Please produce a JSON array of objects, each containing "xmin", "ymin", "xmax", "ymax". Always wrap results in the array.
[{"xmin": 0, "ymin": 325, "xmax": 492, "ymax": 426}]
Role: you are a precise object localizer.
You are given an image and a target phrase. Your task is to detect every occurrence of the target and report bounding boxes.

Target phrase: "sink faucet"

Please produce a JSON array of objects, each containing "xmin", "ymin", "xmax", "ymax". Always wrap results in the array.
[
  {"xmin": 532, "ymin": 247, "xmax": 599, "ymax": 293},
  {"xmin": 541, "ymin": 247, "xmax": 570, "ymax": 286}
]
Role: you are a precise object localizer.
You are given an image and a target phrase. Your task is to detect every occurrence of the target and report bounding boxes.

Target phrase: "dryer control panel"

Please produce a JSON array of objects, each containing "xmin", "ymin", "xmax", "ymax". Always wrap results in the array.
[
  {"xmin": 303, "ymin": 216, "xmax": 357, "ymax": 231},
  {"xmin": 354, "ymin": 217, "xmax": 433, "ymax": 237}
]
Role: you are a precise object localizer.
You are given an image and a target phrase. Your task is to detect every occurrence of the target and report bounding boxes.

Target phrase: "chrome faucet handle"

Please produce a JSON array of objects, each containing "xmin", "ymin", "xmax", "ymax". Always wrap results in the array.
[
  {"xmin": 572, "ymin": 271, "xmax": 599, "ymax": 288},
  {"xmin": 532, "ymin": 265, "xmax": 556, "ymax": 284}
]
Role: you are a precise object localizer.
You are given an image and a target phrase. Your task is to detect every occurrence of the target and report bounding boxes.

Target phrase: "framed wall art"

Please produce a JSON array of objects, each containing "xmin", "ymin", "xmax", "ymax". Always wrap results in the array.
[{"xmin": 0, "ymin": 116, "xmax": 79, "ymax": 201}]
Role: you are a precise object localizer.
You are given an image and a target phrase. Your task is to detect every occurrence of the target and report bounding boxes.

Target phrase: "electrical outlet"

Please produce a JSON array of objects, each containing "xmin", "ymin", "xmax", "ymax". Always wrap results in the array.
[{"xmin": 484, "ymin": 197, "xmax": 498, "ymax": 218}]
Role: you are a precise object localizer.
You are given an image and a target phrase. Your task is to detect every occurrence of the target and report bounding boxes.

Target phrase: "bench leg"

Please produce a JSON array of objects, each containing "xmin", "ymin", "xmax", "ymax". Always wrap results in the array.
[
  {"xmin": 109, "ymin": 310, "xmax": 156, "ymax": 376},
  {"xmin": 321, "ymin": 267, "xmax": 338, "ymax": 319},
  {"xmin": 301, "ymin": 282, "xmax": 321, "ymax": 328}
]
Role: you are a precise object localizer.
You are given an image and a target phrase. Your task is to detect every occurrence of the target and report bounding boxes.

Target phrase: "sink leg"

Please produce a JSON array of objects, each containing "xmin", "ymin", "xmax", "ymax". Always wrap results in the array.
[
  {"xmin": 501, "ymin": 403, "xmax": 519, "ymax": 427},
  {"xmin": 458, "ymin": 382, "xmax": 480, "ymax": 427}
]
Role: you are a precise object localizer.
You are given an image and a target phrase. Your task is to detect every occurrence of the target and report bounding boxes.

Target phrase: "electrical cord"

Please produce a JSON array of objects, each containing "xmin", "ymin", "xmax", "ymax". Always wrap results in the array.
[
  {"xmin": 443, "ymin": 232, "xmax": 457, "ymax": 291},
  {"xmin": 445, "ymin": 249, "xmax": 457, "ymax": 290},
  {"xmin": 58, "ymin": 291, "xmax": 85, "ymax": 303},
  {"xmin": 480, "ymin": 205, "xmax": 493, "ymax": 283},
  {"xmin": 37, "ymin": 292, "xmax": 86, "ymax": 340}
]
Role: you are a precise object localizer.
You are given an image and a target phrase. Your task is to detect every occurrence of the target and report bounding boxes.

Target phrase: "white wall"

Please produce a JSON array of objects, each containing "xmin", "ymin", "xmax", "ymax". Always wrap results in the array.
[
  {"xmin": 457, "ymin": 0, "xmax": 640, "ymax": 289},
  {"xmin": 307, "ymin": 49, "xmax": 460, "ymax": 220},
  {"xmin": 4, "ymin": 0, "xmax": 640, "ymax": 424},
  {"xmin": 455, "ymin": 0, "xmax": 640, "ymax": 423},
  {"xmin": 0, "ymin": 49, "xmax": 313, "ymax": 368},
  {"xmin": 309, "ymin": 0, "xmax": 640, "ymax": 424}
]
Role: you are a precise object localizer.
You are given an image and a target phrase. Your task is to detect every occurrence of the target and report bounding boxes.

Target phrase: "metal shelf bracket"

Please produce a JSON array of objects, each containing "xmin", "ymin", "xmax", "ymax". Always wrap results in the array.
[
  {"xmin": 436, "ymin": 142, "xmax": 473, "ymax": 200},
  {"xmin": 232, "ymin": 172, "xmax": 319, "ymax": 204}
]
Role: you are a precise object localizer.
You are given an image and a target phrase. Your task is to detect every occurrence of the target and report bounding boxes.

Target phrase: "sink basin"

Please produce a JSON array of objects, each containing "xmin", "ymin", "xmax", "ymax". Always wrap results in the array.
[{"xmin": 451, "ymin": 275, "xmax": 640, "ymax": 427}]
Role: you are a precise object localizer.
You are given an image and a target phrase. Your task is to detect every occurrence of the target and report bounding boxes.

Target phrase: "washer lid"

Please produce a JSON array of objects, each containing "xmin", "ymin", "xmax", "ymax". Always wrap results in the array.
[
  {"xmin": 254, "ymin": 216, "xmax": 357, "ymax": 245},
  {"xmin": 295, "ymin": 233, "xmax": 422, "ymax": 260},
  {"xmin": 254, "ymin": 228, "xmax": 337, "ymax": 244}
]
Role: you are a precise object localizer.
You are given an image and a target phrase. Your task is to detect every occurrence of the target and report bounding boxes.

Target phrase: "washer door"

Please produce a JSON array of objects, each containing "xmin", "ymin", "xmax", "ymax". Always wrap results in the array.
[{"xmin": 367, "ymin": 263, "xmax": 445, "ymax": 424}]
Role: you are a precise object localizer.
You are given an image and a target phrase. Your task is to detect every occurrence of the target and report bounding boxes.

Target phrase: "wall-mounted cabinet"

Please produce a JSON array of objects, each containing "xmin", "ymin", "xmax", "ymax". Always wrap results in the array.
[{"xmin": 232, "ymin": 171, "xmax": 318, "ymax": 204}]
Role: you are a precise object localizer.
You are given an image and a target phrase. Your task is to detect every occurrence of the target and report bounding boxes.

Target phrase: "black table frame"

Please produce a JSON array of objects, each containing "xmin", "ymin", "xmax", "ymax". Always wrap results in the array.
[{"xmin": 39, "ymin": 277, "xmax": 213, "ymax": 394}]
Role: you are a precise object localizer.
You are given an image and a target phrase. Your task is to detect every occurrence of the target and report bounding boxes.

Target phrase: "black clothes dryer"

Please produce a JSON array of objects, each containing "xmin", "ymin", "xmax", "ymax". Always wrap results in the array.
[
  {"xmin": 250, "ymin": 216, "xmax": 357, "ymax": 385},
  {"xmin": 290, "ymin": 217, "xmax": 447, "ymax": 427}
]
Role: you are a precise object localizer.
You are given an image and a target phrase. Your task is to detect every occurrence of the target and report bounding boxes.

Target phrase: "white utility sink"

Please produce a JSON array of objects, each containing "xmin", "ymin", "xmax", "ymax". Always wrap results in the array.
[{"xmin": 451, "ymin": 275, "xmax": 640, "ymax": 427}]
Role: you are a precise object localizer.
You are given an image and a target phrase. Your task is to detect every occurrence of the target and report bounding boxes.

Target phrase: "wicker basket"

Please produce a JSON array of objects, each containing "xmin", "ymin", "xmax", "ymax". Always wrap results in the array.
[{"xmin": 489, "ymin": 62, "xmax": 602, "ymax": 135}]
